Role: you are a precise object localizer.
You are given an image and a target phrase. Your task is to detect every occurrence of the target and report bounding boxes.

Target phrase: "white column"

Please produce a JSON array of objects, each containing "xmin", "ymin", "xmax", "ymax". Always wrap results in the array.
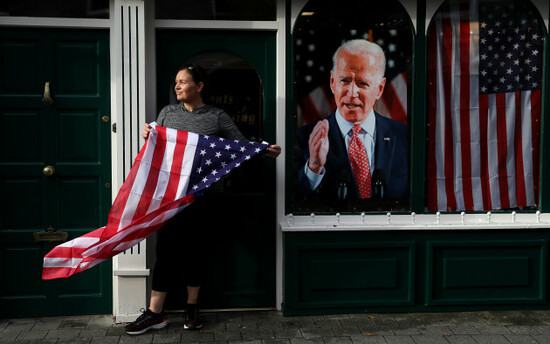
[{"xmin": 110, "ymin": 0, "xmax": 148, "ymax": 323}]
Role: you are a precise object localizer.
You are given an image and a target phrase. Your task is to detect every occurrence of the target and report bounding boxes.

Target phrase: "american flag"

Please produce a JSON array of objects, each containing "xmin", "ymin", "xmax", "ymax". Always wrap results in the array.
[
  {"xmin": 426, "ymin": 0, "xmax": 543, "ymax": 212},
  {"xmin": 294, "ymin": 12, "xmax": 411, "ymax": 126},
  {"xmin": 43, "ymin": 123, "xmax": 269, "ymax": 279}
]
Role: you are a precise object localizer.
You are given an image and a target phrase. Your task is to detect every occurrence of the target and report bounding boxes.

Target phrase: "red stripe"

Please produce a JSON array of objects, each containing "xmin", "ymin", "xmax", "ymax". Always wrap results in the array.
[
  {"xmin": 132, "ymin": 126, "xmax": 168, "ymax": 222},
  {"xmin": 458, "ymin": 6, "xmax": 473, "ymax": 211},
  {"xmin": 531, "ymin": 89, "xmax": 541, "ymax": 204},
  {"xmin": 514, "ymin": 92, "xmax": 526, "ymax": 207},
  {"xmin": 107, "ymin": 139, "xmax": 150, "ymax": 231},
  {"xmin": 496, "ymin": 94, "xmax": 510, "ymax": 209},
  {"xmin": 381, "ymin": 79, "xmax": 407, "ymax": 124},
  {"xmin": 478, "ymin": 94, "xmax": 491, "ymax": 210},
  {"xmin": 160, "ymin": 130, "xmax": 188, "ymax": 206},
  {"xmin": 426, "ymin": 23, "xmax": 439, "ymax": 211},
  {"xmin": 298, "ymin": 94, "xmax": 322, "ymax": 125},
  {"xmin": 322, "ymin": 84, "xmax": 336, "ymax": 111},
  {"xmin": 442, "ymin": 15, "xmax": 457, "ymax": 211},
  {"xmin": 43, "ymin": 267, "xmax": 78, "ymax": 280}
]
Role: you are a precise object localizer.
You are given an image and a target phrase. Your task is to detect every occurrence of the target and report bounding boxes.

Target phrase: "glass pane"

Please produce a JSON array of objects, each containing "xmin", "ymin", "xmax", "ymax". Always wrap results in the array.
[
  {"xmin": 0, "ymin": 0, "xmax": 109, "ymax": 19},
  {"xmin": 426, "ymin": 0, "xmax": 544, "ymax": 212},
  {"xmin": 156, "ymin": 0, "xmax": 276, "ymax": 21},
  {"xmin": 292, "ymin": 0, "xmax": 413, "ymax": 213}
]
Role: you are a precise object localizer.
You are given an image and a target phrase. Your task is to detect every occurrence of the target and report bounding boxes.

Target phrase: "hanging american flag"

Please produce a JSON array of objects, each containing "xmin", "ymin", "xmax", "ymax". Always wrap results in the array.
[
  {"xmin": 294, "ymin": 10, "xmax": 411, "ymax": 127},
  {"xmin": 43, "ymin": 123, "xmax": 269, "ymax": 279},
  {"xmin": 426, "ymin": 0, "xmax": 543, "ymax": 212}
]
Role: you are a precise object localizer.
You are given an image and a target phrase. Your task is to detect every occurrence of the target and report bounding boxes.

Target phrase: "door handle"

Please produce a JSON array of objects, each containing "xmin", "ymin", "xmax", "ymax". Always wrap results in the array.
[
  {"xmin": 33, "ymin": 226, "xmax": 68, "ymax": 243},
  {"xmin": 43, "ymin": 165, "xmax": 55, "ymax": 177},
  {"xmin": 42, "ymin": 82, "xmax": 54, "ymax": 106}
]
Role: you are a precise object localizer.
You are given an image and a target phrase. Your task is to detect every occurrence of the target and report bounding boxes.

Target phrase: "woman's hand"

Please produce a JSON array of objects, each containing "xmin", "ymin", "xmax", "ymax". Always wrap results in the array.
[
  {"xmin": 266, "ymin": 145, "xmax": 281, "ymax": 159},
  {"xmin": 141, "ymin": 123, "xmax": 152, "ymax": 140}
]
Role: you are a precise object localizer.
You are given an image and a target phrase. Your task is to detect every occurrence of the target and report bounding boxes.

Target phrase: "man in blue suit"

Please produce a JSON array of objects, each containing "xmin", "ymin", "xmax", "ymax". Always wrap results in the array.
[{"xmin": 297, "ymin": 39, "xmax": 408, "ymax": 208}]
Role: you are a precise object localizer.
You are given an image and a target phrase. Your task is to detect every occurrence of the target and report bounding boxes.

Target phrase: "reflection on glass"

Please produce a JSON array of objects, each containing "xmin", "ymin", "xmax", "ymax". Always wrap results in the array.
[
  {"xmin": 0, "ymin": 0, "xmax": 109, "ymax": 18},
  {"xmin": 292, "ymin": 0, "xmax": 413, "ymax": 214},
  {"xmin": 156, "ymin": 0, "xmax": 275, "ymax": 21}
]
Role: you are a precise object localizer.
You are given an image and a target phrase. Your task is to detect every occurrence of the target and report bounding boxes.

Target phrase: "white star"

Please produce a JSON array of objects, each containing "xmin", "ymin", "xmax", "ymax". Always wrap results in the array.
[
  {"xmin": 218, "ymin": 137, "xmax": 225, "ymax": 141},
  {"xmin": 481, "ymin": 86, "xmax": 488, "ymax": 92},
  {"xmin": 205, "ymin": 159, "xmax": 212, "ymax": 165},
  {"xmin": 202, "ymin": 177, "xmax": 208, "ymax": 183},
  {"xmin": 245, "ymin": 155, "xmax": 251, "ymax": 160},
  {"xmin": 192, "ymin": 185, "xmax": 198, "ymax": 190},
  {"xmin": 210, "ymin": 143, "xmax": 216, "ymax": 148},
  {"xmin": 215, "ymin": 152, "xmax": 222, "ymax": 158},
  {"xmin": 225, "ymin": 144, "xmax": 231, "ymax": 150},
  {"xmin": 506, "ymin": 68, "xmax": 512, "ymax": 75},
  {"xmin": 196, "ymin": 167, "xmax": 202, "ymax": 174},
  {"xmin": 200, "ymin": 149, "xmax": 206, "ymax": 156},
  {"xmin": 532, "ymin": 49, "xmax": 538, "ymax": 56},
  {"xmin": 230, "ymin": 154, "xmax": 237, "ymax": 160},
  {"xmin": 255, "ymin": 148, "xmax": 261, "ymax": 153},
  {"xmin": 221, "ymin": 162, "xmax": 227, "ymax": 168},
  {"xmin": 240, "ymin": 146, "xmax": 246, "ymax": 152},
  {"xmin": 211, "ymin": 169, "xmax": 217, "ymax": 175}
]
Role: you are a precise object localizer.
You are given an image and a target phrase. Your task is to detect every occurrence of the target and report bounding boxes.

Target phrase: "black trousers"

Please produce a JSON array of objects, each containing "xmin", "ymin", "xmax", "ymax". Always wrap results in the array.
[{"xmin": 151, "ymin": 194, "xmax": 216, "ymax": 291}]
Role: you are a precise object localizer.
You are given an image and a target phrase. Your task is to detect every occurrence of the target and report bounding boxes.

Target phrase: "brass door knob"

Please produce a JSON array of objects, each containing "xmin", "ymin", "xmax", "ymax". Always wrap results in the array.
[{"xmin": 43, "ymin": 166, "xmax": 55, "ymax": 177}]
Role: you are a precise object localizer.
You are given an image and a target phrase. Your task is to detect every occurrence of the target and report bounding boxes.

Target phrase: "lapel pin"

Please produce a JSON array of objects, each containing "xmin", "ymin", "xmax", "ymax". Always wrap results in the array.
[{"xmin": 384, "ymin": 137, "xmax": 391, "ymax": 141}]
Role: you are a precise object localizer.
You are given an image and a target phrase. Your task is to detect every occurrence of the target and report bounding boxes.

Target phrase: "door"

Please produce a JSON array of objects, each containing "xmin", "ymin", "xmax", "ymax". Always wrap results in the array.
[
  {"xmin": 0, "ymin": 29, "xmax": 112, "ymax": 318},
  {"xmin": 156, "ymin": 30, "xmax": 277, "ymax": 309}
]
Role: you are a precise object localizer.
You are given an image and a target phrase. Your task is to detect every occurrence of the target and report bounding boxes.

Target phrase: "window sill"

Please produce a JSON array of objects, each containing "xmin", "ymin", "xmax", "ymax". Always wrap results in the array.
[{"xmin": 280, "ymin": 211, "xmax": 549, "ymax": 232}]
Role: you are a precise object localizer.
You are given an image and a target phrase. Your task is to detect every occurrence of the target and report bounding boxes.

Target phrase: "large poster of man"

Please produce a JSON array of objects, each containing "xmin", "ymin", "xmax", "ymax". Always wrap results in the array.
[{"xmin": 292, "ymin": 0, "xmax": 413, "ymax": 213}]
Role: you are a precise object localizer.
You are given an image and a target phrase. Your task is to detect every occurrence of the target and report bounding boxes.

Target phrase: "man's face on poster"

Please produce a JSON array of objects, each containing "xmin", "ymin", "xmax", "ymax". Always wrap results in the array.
[{"xmin": 330, "ymin": 50, "xmax": 386, "ymax": 125}]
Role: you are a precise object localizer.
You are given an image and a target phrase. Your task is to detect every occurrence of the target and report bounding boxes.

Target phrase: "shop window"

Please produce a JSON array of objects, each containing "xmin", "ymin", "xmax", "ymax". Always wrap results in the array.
[
  {"xmin": 426, "ymin": 0, "xmax": 545, "ymax": 212},
  {"xmin": 156, "ymin": 0, "xmax": 276, "ymax": 21},
  {"xmin": 292, "ymin": 0, "xmax": 413, "ymax": 213},
  {"xmin": 0, "ymin": 0, "xmax": 108, "ymax": 18}
]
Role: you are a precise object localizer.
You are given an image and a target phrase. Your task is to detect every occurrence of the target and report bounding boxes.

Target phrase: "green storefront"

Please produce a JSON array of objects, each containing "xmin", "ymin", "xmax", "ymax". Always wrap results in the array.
[{"xmin": 0, "ymin": 0, "xmax": 549, "ymax": 320}]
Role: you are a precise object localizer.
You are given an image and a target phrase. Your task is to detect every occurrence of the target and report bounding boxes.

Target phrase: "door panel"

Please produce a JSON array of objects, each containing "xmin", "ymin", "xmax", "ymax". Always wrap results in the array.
[{"xmin": 0, "ymin": 29, "xmax": 111, "ymax": 318}]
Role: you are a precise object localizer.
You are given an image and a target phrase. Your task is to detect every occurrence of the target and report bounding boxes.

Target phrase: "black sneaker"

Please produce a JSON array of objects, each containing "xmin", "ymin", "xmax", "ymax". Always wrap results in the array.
[
  {"xmin": 125, "ymin": 309, "xmax": 167, "ymax": 335},
  {"xmin": 183, "ymin": 304, "xmax": 203, "ymax": 330}
]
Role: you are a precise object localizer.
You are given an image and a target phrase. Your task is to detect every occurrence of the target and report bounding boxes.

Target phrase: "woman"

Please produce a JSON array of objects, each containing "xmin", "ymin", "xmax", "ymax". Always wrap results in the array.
[{"xmin": 124, "ymin": 64, "xmax": 280, "ymax": 335}]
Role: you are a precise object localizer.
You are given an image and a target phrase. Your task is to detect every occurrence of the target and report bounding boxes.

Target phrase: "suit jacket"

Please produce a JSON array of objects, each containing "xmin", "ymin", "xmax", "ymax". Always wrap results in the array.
[{"xmin": 297, "ymin": 110, "xmax": 408, "ymax": 205}]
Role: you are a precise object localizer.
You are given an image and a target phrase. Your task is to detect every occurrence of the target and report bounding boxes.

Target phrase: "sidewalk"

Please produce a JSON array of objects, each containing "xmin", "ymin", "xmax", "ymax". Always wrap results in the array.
[{"xmin": 2, "ymin": 309, "xmax": 550, "ymax": 344}]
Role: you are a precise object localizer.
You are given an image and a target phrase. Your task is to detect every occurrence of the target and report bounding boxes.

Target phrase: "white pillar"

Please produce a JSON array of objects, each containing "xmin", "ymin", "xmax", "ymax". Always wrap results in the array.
[{"xmin": 110, "ymin": 0, "xmax": 148, "ymax": 323}]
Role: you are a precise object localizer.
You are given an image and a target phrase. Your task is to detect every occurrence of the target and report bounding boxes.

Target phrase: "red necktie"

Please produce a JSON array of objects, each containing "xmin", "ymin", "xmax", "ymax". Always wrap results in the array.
[{"xmin": 349, "ymin": 125, "xmax": 372, "ymax": 198}]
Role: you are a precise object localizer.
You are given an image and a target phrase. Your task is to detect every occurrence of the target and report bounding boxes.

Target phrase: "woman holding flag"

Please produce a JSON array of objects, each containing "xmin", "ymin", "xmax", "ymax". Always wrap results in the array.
[{"xmin": 124, "ymin": 64, "xmax": 281, "ymax": 335}]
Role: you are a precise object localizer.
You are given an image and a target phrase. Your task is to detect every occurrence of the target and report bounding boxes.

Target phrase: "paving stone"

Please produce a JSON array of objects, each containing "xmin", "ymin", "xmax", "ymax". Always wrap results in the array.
[
  {"xmin": 532, "ymin": 335, "xmax": 550, "ymax": 344},
  {"xmin": 469, "ymin": 334, "xmax": 509, "ymax": 344},
  {"xmin": 324, "ymin": 337, "xmax": 353, "ymax": 344},
  {"xmin": 261, "ymin": 339, "xmax": 290, "ymax": 344},
  {"xmin": 45, "ymin": 329, "xmax": 82, "ymax": 339},
  {"xmin": 15, "ymin": 330, "xmax": 48, "ymax": 341},
  {"xmin": 331, "ymin": 327, "xmax": 361, "ymax": 336},
  {"xmin": 289, "ymin": 338, "xmax": 325, "ymax": 344},
  {"xmin": 393, "ymin": 328, "xmax": 421, "ymax": 335},
  {"xmin": 91, "ymin": 337, "xmax": 120, "ymax": 344},
  {"xmin": 57, "ymin": 338, "xmax": 92, "ymax": 344},
  {"xmin": 473, "ymin": 325, "xmax": 511, "ymax": 335},
  {"xmin": 417, "ymin": 326, "xmax": 452, "ymax": 335},
  {"xmin": 273, "ymin": 328, "xmax": 302, "ymax": 339},
  {"xmin": 32, "ymin": 319, "xmax": 63, "ymax": 331},
  {"xmin": 215, "ymin": 331, "xmax": 243, "ymax": 341},
  {"xmin": 410, "ymin": 334, "xmax": 451, "ymax": 344},
  {"xmin": 4, "ymin": 320, "xmax": 36, "ymax": 332},
  {"xmin": 119, "ymin": 334, "xmax": 154, "ymax": 343},
  {"xmin": 449, "ymin": 326, "xmax": 480, "ymax": 335},
  {"xmin": 384, "ymin": 335, "xmax": 416, "ymax": 344},
  {"xmin": 241, "ymin": 329, "xmax": 275, "ymax": 340},
  {"xmin": 300, "ymin": 328, "xmax": 333, "ymax": 338},
  {"xmin": 507, "ymin": 326, "xmax": 542, "ymax": 334},
  {"xmin": 445, "ymin": 335, "xmax": 477, "ymax": 344},
  {"xmin": 152, "ymin": 333, "xmax": 181, "ymax": 343},
  {"xmin": 0, "ymin": 331, "xmax": 20, "ymax": 343},
  {"xmin": 227, "ymin": 340, "xmax": 262, "ymax": 344},
  {"xmin": 350, "ymin": 334, "xmax": 388, "ymax": 344},
  {"xmin": 60, "ymin": 319, "xmax": 90, "ymax": 328},
  {"xmin": 79, "ymin": 329, "xmax": 108, "ymax": 337},
  {"xmin": 503, "ymin": 334, "xmax": 540, "ymax": 344},
  {"xmin": 311, "ymin": 320, "xmax": 341, "ymax": 328}
]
